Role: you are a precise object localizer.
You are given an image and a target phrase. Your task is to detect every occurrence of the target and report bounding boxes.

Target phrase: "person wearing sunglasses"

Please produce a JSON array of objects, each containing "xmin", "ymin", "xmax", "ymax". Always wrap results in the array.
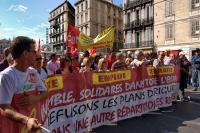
[
  {"xmin": 34, "ymin": 53, "xmax": 48, "ymax": 81},
  {"xmin": 0, "ymin": 36, "xmax": 47, "ymax": 132}
]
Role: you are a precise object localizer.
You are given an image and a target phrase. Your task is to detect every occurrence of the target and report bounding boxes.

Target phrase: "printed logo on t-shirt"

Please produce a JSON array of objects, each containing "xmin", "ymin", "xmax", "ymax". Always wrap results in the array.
[
  {"xmin": 17, "ymin": 73, "xmax": 38, "ymax": 93},
  {"xmin": 29, "ymin": 73, "xmax": 37, "ymax": 83}
]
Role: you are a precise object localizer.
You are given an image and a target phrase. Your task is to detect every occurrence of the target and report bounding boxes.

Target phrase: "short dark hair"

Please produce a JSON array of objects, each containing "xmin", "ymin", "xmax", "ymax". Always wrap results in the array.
[
  {"xmin": 83, "ymin": 50, "xmax": 90, "ymax": 57},
  {"xmin": 11, "ymin": 36, "xmax": 35, "ymax": 59},
  {"xmin": 50, "ymin": 53, "xmax": 56, "ymax": 59}
]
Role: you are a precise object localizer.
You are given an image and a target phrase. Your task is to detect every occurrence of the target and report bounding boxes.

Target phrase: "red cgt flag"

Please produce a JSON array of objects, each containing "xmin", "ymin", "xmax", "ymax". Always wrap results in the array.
[{"xmin": 67, "ymin": 24, "xmax": 80, "ymax": 48}]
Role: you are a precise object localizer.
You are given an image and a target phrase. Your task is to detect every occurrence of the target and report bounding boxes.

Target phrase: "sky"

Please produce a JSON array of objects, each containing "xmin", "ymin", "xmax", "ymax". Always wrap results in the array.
[{"xmin": 0, "ymin": 0, "xmax": 122, "ymax": 44}]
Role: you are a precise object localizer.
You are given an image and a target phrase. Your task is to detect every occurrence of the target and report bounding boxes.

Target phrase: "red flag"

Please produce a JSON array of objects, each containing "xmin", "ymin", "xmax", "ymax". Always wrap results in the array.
[
  {"xmin": 36, "ymin": 38, "xmax": 41, "ymax": 54},
  {"xmin": 90, "ymin": 49, "xmax": 96, "ymax": 56},
  {"xmin": 70, "ymin": 46, "xmax": 78, "ymax": 57},
  {"xmin": 67, "ymin": 24, "xmax": 80, "ymax": 48}
]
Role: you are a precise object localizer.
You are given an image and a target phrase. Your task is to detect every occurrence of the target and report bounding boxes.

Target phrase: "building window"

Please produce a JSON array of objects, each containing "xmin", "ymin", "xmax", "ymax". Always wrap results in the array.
[
  {"xmin": 85, "ymin": 12, "xmax": 88, "ymax": 22},
  {"xmin": 135, "ymin": 32, "xmax": 140, "ymax": 48},
  {"xmin": 77, "ymin": 6, "xmax": 79, "ymax": 13},
  {"xmin": 165, "ymin": 0, "xmax": 174, "ymax": 17},
  {"xmin": 77, "ymin": 17, "xmax": 79, "ymax": 25},
  {"xmin": 145, "ymin": 5, "xmax": 151, "ymax": 21},
  {"xmin": 165, "ymin": 23, "xmax": 174, "ymax": 40},
  {"xmin": 127, "ymin": 12, "xmax": 130, "ymax": 26},
  {"xmin": 145, "ymin": 28, "xmax": 152, "ymax": 46},
  {"xmin": 60, "ymin": 15, "xmax": 63, "ymax": 22},
  {"xmin": 135, "ymin": 10, "xmax": 140, "ymax": 26},
  {"xmin": 81, "ymin": 4, "xmax": 83, "ymax": 11},
  {"xmin": 62, "ymin": 34, "xmax": 64, "ymax": 42},
  {"xmin": 62, "ymin": 24, "xmax": 64, "ymax": 31},
  {"xmin": 81, "ymin": 15, "xmax": 83, "ymax": 23},
  {"xmin": 86, "ymin": 1, "xmax": 88, "ymax": 9},
  {"xmin": 192, "ymin": 0, "xmax": 200, "ymax": 10},
  {"xmin": 191, "ymin": 20, "xmax": 200, "ymax": 37}
]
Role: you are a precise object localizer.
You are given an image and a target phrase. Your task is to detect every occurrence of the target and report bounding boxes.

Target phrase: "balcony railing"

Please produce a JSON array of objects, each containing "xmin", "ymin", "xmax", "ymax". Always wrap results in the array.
[
  {"xmin": 124, "ymin": 41, "xmax": 153, "ymax": 49},
  {"xmin": 124, "ymin": 0, "xmax": 153, "ymax": 10},
  {"xmin": 124, "ymin": 21, "xmax": 135, "ymax": 30},
  {"xmin": 142, "ymin": 17, "xmax": 153, "ymax": 26},
  {"xmin": 52, "ymin": 40, "xmax": 65, "ymax": 46},
  {"xmin": 124, "ymin": 20, "xmax": 142, "ymax": 30},
  {"xmin": 143, "ymin": 0, "xmax": 153, "ymax": 4},
  {"xmin": 141, "ymin": 40, "xmax": 153, "ymax": 47},
  {"xmin": 49, "ymin": 30, "xmax": 65, "ymax": 37}
]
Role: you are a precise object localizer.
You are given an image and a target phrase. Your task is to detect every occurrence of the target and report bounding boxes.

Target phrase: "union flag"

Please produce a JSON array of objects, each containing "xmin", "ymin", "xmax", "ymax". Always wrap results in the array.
[{"xmin": 67, "ymin": 24, "xmax": 80, "ymax": 48}]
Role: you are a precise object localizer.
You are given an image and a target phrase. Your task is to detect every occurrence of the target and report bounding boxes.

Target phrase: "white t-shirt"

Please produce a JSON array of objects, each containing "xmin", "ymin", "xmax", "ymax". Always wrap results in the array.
[
  {"xmin": 46, "ymin": 60, "xmax": 60, "ymax": 75},
  {"xmin": 130, "ymin": 59, "xmax": 143, "ymax": 68},
  {"xmin": 0, "ymin": 66, "xmax": 47, "ymax": 104}
]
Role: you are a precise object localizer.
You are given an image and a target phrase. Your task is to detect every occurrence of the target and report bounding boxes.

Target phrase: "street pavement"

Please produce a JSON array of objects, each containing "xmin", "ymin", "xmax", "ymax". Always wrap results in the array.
[
  {"xmin": 185, "ymin": 88, "xmax": 200, "ymax": 103},
  {"xmin": 94, "ymin": 88, "xmax": 200, "ymax": 133}
]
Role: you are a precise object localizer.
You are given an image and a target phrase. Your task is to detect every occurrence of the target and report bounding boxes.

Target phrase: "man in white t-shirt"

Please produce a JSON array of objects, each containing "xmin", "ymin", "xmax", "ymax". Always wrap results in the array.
[
  {"xmin": 46, "ymin": 53, "xmax": 60, "ymax": 75},
  {"xmin": 0, "ymin": 36, "xmax": 47, "ymax": 132},
  {"xmin": 130, "ymin": 50, "xmax": 145, "ymax": 68}
]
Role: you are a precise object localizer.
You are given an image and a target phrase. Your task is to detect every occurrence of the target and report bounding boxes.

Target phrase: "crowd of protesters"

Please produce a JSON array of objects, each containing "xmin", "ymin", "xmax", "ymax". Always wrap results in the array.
[
  {"xmin": 0, "ymin": 36, "xmax": 200, "ymax": 132},
  {"xmin": 1, "ymin": 44, "xmax": 200, "ymax": 101}
]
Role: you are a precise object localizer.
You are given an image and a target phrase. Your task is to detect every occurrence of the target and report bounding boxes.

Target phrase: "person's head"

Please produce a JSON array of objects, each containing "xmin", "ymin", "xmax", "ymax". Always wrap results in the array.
[
  {"xmin": 82, "ymin": 57, "xmax": 91, "ymax": 68},
  {"xmin": 11, "ymin": 36, "xmax": 36, "ymax": 67},
  {"xmin": 158, "ymin": 51, "xmax": 165, "ymax": 61},
  {"xmin": 196, "ymin": 48, "xmax": 200, "ymax": 55},
  {"xmin": 150, "ymin": 52, "xmax": 157, "ymax": 60},
  {"xmin": 169, "ymin": 53, "xmax": 175, "ymax": 60},
  {"xmin": 50, "ymin": 53, "xmax": 57, "ymax": 62},
  {"xmin": 165, "ymin": 50, "xmax": 170, "ymax": 57},
  {"xmin": 83, "ymin": 50, "xmax": 90, "ymax": 58},
  {"xmin": 103, "ymin": 54, "xmax": 109, "ymax": 61},
  {"xmin": 134, "ymin": 50, "xmax": 144, "ymax": 61},
  {"xmin": 109, "ymin": 52, "xmax": 116, "ymax": 61},
  {"xmin": 71, "ymin": 55, "xmax": 79, "ymax": 64},
  {"xmin": 98, "ymin": 58, "xmax": 108, "ymax": 71},
  {"xmin": 127, "ymin": 51, "xmax": 133, "ymax": 58},
  {"xmin": 7, "ymin": 53, "xmax": 14, "ymax": 66},
  {"xmin": 144, "ymin": 53, "xmax": 150, "ymax": 60},
  {"xmin": 3, "ymin": 47, "xmax": 11, "ymax": 58},
  {"xmin": 116, "ymin": 52, "xmax": 124, "ymax": 62},
  {"xmin": 94, "ymin": 55, "xmax": 100, "ymax": 63},
  {"xmin": 42, "ymin": 58, "xmax": 48, "ymax": 68},
  {"xmin": 59, "ymin": 56, "xmax": 71, "ymax": 70},
  {"xmin": 125, "ymin": 58, "xmax": 132, "ymax": 65},
  {"xmin": 179, "ymin": 52, "xmax": 186, "ymax": 60},
  {"xmin": 35, "ymin": 53, "xmax": 42, "ymax": 69}
]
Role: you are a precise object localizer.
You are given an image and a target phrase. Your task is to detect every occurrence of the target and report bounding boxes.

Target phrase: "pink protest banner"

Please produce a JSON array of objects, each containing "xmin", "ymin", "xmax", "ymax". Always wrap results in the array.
[{"xmin": 0, "ymin": 66, "xmax": 180, "ymax": 133}]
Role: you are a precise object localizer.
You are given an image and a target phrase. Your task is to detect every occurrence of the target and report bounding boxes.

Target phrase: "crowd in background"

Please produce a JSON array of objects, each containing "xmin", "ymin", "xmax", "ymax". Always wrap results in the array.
[{"xmin": 0, "ymin": 46, "xmax": 200, "ymax": 102}]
